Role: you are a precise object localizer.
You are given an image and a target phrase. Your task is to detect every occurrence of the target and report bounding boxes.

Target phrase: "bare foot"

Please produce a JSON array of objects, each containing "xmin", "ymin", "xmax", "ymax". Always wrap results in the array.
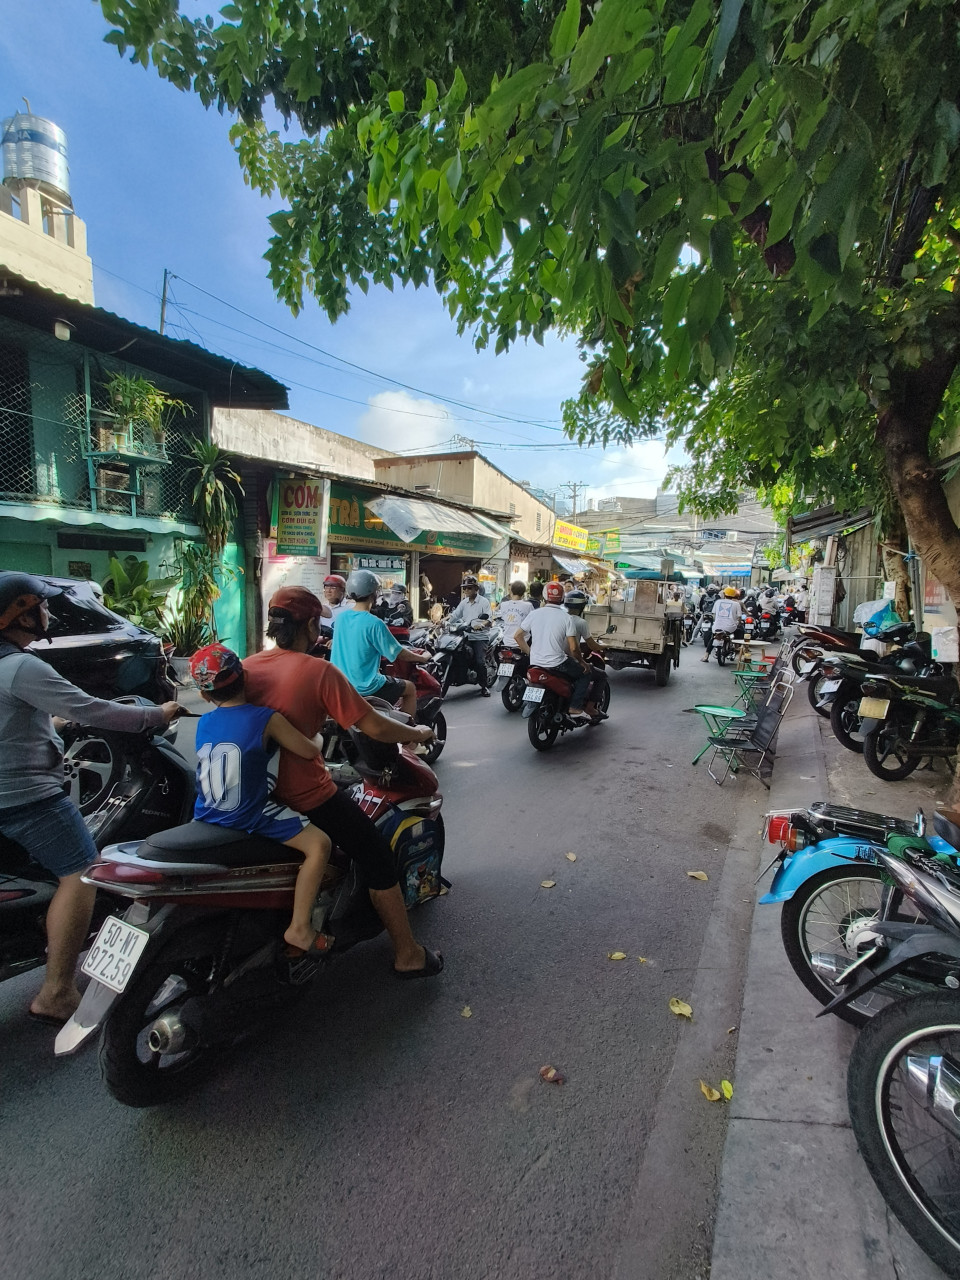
[{"xmin": 30, "ymin": 991, "xmax": 81, "ymax": 1022}]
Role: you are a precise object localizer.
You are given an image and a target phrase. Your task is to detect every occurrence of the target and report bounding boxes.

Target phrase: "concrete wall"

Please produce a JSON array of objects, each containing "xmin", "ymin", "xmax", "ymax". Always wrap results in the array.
[
  {"xmin": 212, "ymin": 408, "xmax": 392, "ymax": 481},
  {"xmin": 0, "ymin": 188, "xmax": 94, "ymax": 305}
]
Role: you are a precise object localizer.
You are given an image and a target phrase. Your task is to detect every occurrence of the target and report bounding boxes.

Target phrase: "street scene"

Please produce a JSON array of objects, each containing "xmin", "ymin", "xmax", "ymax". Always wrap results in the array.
[{"xmin": 3, "ymin": 3, "xmax": 960, "ymax": 1280}]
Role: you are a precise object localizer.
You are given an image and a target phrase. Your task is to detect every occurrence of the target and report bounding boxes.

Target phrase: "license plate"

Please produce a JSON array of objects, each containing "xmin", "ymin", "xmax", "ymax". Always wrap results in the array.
[
  {"xmin": 858, "ymin": 696, "xmax": 891, "ymax": 719},
  {"xmin": 497, "ymin": 663, "xmax": 515, "ymax": 676},
  {"xmin": 819, "ymin": 678, "xmax": 842, "ymax": 694},
  {"xmin": 523, "ymin": 685, "xmax": 545, "ymax": 703},
  {"xmin": 82, "ymin": 916, "xmax": 150, "ymax": 994}
]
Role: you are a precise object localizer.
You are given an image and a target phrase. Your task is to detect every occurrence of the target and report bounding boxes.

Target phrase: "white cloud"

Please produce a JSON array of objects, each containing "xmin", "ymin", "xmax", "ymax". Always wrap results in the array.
[
  {"xmin": 585, "ymin": 442, "xmax": 683, "ymax": 500},
  {"xmin": 355, "ymin": 390, "xmax": 454, "ymax": 453}
]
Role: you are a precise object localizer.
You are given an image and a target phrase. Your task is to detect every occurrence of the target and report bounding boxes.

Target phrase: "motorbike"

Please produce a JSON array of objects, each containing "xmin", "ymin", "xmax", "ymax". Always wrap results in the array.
[
  {"xmin": 790, "ymin": 620, "xmax": 899, "ymax": 676},
  {"xmin": 812, "ymin": 637, "xmax": 938, "ymax": 750},
  {"xmin": 493, "ymin": 641, "xmax": 529, "ymax": 712},
  {"xmin": 756, "ymin": 601, "xmax": 781, "ymax": 640},
  {"xmin": 382, "ymin": 622, "xmax": 447, "ymax": 763},
  {"xmin": 760, "ymin": 802, "xmax": 960, "ymax": 1026},
  {"xmin": 428, "ymin": 619, "xmax": 498, "ymax": 696},
  {"xmin": 858, "ymin": 668, "xmax": 960, "ymax": 781},
  {"xmin": 802, "ymin": 621, "xmax": 920, "ymax": 719},
  {"xmin": 823, "ymin": 831, "xmax": 960, "ymax": 1275},
  {"xmin": 0, "ymin": 702, "xmax": 195, "ymax": 991},
  {"xmin": 55, "ymin": 722, "xmax": 446, "ymax": 1107},
  {"xmin": 522, "ymin": 651, "xmax": 609, "ymax": 752}
]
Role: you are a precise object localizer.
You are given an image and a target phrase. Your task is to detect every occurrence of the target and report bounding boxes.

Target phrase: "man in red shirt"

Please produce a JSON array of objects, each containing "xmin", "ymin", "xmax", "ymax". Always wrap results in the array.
[{"xmin": 244, "ymin": 586, "xmax": 443, "ymax": 978}]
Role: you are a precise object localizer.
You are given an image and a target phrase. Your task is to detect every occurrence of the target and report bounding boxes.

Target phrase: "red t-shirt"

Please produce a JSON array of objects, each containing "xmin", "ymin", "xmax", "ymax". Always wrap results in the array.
[{"xmin": 242, "ymin": 649, "xmax": 370, "ymax": 809}]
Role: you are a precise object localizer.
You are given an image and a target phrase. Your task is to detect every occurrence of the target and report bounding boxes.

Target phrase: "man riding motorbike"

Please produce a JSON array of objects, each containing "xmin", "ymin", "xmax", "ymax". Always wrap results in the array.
[
  {"xmin": 331, "ymin": 570, "xmax": 432, "ymax": 718},
  {"xmin": 563, "ymin": 589, "xmax": 609, "ymax": 721},
  {"xmin": 374, "ymin": 582, "xmax": 414, "ymax": 628},
  {"xmin": 494, "ymin": 580, "xmax": 534, "ymax": 641},
  {"xmin": 244, "ymin": 585, "xmax": 443, "ymax": 979},
  {"xmin": 514, "ymin": 580, "xmax": 593, "ymax": 720},
  {"xmin": 701, "ymin": 586, "xmax": 743, "ymax": 662},
  {"xmin": 446, "ymin": 575, "xmax": 493, "ymax": 697},
  {"xmin": 322, "ymin": 574, "xmax": 351, "ymax": 626},
  {"xmin": 0, "ymin": 572, "xmax": 180, "ymax": 1025}
]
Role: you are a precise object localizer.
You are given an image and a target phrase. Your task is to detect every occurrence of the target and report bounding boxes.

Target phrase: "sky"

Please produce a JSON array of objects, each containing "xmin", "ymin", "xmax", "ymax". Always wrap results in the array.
[{"xmin": 1, "ymin": 2, "xmax": 686, "ymax": 509}]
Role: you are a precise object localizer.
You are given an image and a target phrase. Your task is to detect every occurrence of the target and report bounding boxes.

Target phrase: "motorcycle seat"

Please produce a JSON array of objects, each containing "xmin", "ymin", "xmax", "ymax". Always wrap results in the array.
[{"xmin": 138, "ymin": 821, "xmax": 293, "ymax": 867}]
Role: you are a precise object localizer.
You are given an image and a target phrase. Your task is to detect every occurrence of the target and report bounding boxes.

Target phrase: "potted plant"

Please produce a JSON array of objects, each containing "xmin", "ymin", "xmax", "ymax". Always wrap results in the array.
[
  {"xmin": 101, "ymin": 555, "xmax": 178, "ymax": 632},
  {"xmin": 101, "ymin": 371, "xmax": 187, "ymax": 454},
  {"xmin": 183, "ymin": 438, "xmax": 243, "ymax": 552}
]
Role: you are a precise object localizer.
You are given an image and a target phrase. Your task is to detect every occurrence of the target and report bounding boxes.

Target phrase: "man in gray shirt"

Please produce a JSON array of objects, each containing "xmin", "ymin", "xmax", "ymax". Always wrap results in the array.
[{"xmin": 0, "ymin": 574, "xmax": 179, "ymax": 1025}]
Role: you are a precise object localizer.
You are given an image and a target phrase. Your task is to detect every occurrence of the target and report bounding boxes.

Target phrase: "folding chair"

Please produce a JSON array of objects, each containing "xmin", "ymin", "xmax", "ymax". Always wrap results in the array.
[{"xmin": 706, "ymin": 678, "xmax": 794, "ymax": 787}]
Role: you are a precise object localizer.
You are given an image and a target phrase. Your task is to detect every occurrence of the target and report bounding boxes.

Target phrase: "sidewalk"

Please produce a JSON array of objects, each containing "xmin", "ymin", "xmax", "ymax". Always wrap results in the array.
[{"xmin": 710, "ymin": 692, "xmax": 950, "ymax": 1279}]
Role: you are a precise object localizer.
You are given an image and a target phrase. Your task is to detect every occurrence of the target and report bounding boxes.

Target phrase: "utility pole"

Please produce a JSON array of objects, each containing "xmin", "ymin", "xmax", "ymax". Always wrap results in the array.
[
  {"xmin": 159, "ymin": 268, "xmax": 170, "ymax": 336},
  {"xmin": 560, "ymin": 481, "xmax": 587, "ymax": 519}
]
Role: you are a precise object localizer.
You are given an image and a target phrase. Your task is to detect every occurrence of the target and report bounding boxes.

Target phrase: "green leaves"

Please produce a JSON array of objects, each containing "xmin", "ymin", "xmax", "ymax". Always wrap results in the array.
[{"xmin": 550, "ymin": 0, "xmax": 581, "ymax": 61}]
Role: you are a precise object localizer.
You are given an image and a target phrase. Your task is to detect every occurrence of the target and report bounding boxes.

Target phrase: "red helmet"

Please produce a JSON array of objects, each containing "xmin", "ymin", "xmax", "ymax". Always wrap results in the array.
[
  {"xmin": 189, "ymin": 642, "xmax": 243, "ymax": 692},
  {"xmin": 268, "ymin": 586, "xmax": 326, "ymax": 621},
  {"xmin": 544, "ymin": 581, "xmax": 565, "ymax": 604},
  {"xmin": 323, "ymin": 574, "xmax": 346, "ymax": 589}
]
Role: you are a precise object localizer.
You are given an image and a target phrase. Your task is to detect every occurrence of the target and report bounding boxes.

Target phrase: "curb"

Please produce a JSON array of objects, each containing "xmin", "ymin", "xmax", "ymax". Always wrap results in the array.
[{"xmin": 708, "ymin": 700, "xmax": 947, "ymax": 1279}]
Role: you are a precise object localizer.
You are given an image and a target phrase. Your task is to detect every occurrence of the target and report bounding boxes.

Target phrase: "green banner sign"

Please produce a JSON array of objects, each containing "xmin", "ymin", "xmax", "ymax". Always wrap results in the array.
[{"xmin": 327, "ymin": 483, "xmax": 497, "ymax": 557}]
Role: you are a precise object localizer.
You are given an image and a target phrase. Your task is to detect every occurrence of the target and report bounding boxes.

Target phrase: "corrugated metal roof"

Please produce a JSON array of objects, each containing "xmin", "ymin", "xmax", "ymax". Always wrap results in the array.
[{"xmin": 0, "ymin": 274, "xmax": 288, "ymax": 408}]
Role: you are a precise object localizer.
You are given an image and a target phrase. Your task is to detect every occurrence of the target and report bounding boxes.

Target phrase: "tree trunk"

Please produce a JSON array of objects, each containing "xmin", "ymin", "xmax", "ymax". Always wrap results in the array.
[{"xmin": 880, "ymin": 543, "xmax": 911, "ymax": 624}]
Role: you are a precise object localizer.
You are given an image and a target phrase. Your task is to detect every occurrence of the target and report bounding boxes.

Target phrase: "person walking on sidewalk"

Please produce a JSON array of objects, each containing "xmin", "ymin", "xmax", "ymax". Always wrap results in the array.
[{"xmin": 0, "ymin": 573, "xmax": 180, "ymax": 1024}]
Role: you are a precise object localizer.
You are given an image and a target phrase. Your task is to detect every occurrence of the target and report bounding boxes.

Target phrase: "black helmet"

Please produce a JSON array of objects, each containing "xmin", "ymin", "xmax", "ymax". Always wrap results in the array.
[
  {"xmin": 462, "ymin": 575, "xmax": 479, "ymax": 589},
  {"xmin": 0, "ymin": 572, "xmax": 61, "ymax": 632},
  {"xmin": 565, "ymin": 589, "xmax": 589, "ymax": 612}
]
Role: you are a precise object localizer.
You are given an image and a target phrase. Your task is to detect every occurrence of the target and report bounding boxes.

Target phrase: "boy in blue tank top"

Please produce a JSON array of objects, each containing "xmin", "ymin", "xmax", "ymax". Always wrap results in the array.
[{"xmin": 189, "ymin": 643, "xmax": 333, "ymax": 958}]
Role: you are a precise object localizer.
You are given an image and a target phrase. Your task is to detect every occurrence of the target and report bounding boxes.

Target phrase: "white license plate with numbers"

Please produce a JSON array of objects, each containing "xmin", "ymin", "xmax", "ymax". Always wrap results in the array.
[
  {"xmin": 497, "ymin": 663, "xmax": 515, "ymax": 676},
  {"xmin": 818, "ymin": 678, "xmax": 842, "ymax": 694},
  {"xmin": 858, "ymin": 696, "xmax": 891, "ymax": 720},
  {"xmin": 523, "ymin": 685, "xmax": 545, "ymax": 703},
  {"xmin": 82, "ymin": 917, "xmax": 150, "ymax": 993}
]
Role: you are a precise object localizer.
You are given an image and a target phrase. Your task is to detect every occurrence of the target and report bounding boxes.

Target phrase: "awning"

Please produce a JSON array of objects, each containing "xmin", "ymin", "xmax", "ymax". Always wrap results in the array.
[
  {"xmin": 554, "ymin": 554, "xmax": 605, "ymax": 576},
  {"xmin": 788, "ymin": 506, "xmax": 873, "ymax": 542},
  {"xmin": 367, "ymin": 495, "xmax": 513, "ymax": 545}
]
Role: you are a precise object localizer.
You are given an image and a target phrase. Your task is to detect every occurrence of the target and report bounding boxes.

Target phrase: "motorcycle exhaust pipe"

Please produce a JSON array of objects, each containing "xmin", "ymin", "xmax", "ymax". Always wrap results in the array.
[{"xmin": 147, "ymin": 1011, "xmax": 196, "ymax": 1055}]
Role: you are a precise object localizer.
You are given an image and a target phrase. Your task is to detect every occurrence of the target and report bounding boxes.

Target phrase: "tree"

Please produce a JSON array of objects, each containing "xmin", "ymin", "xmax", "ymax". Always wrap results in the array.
[{"xmin": 103, "ymin": 1, "xmax": 960, "ymax": 600}]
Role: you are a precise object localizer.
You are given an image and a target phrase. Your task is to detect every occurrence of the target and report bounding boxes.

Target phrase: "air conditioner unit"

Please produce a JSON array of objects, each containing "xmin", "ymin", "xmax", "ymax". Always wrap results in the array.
[{"xmin": 95, "ymin": 465, "xmax": 133, "ymax": 513}]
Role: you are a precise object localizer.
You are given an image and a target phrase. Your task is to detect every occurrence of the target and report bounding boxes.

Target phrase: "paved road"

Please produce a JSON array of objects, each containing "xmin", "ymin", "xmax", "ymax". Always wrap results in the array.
[{"xmin": 1, "ymin": 655, "xmax": 753, "ymax": 1280}]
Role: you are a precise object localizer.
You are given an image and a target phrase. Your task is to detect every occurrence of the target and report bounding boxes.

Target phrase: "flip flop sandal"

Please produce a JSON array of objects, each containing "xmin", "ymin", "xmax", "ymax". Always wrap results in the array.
[
  {"xmin": 283, "ymin": 931, "xmax": 335, "ymax": 961},
  {"xmin": 393, "ymin": 949, "xmax": 444, "ymax": 980}
]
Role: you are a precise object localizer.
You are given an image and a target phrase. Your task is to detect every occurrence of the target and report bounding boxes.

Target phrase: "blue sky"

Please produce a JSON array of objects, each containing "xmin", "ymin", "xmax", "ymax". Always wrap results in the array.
[{"xmin": 1, "ymin": 2, "xmax": 684, "ymax": 507}]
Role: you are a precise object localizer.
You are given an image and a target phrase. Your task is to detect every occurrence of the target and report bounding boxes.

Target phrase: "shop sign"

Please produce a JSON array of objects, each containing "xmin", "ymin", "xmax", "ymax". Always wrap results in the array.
[
  {"xmin": 276, "ymin": 477, "xmax": 328, "ymax": 557},
  {"xmin": 586, "ymin": 528, "xmax": 620, "ymax": 556},
  {"xmin": 423, "ymin": 529, "xmax": 496, "ymax": 556},
  {"xmin": 327, "ymin": 483, "xmax": 499, "ymax": 556},
  {"xmin": 553, "ymin": 520, "xmax": 588, "ymax": 553},
  {"xmin": 355, "ymin": 555, "xmax": 406, "ymax": 571}
]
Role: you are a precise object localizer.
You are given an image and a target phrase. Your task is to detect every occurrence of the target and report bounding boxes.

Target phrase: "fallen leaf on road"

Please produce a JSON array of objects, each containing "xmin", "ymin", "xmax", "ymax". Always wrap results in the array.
[
  {"xmin": 669, "ymin": 998, "xmax": 693, "ymax": 1019},
  {"xmin": 566, "ymin": 852, "xmax": 577, "ymax": 862},
  {"xmin": 607, "ymin": 951, "xmax": 627, "ymax": 961},
  {"xmin": 727, "ymin": 1026, "xmax": 737, "ymax": 1034},
  {"xmin": 699, "ymin": 1080, "xmax": 721, "ymax": 1102},
  {"xmin": 438, "ymin": 885, "xmax": 450, "ymax": 896},
  {"xmin": 686, "ymin": 871, "xmax": 709, "ymax": 881},
  {"xmin": 721, "ymin": 1080, "xmax": 734, "ymax": 1100},
  {"xmin": 540, "ymin": 880, "xmax": 556, "ymax": 888},
  {"xmin": 461, "ymin": 1006, "xmax": 472, "ymax": 1018},
  {"xmin": 637, "ymin": 956, "xmax": 647, "ymax": 963},
  {"xmin": 539, "ymin": 1065, "xmax": 564, "ymax": 1084}
]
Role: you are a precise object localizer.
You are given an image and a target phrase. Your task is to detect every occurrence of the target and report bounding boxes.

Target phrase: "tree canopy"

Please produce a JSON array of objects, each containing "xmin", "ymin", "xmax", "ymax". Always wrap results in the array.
[{"xmin": 103, "ymin": 0, "xmax": 960, "ymax": 595}]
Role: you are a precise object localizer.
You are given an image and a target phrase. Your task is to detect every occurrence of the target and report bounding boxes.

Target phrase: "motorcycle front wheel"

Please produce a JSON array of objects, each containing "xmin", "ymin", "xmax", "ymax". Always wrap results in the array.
[
  {"xmin": 847, "ymin": 992, "xmax": 960, "ymax": 1277},
  {"xmin": 501, "ymin": 678, "xmax": 524, "ymax": 713},
  {"xmin": 528, "ymin": 700, "xmax": 559, "ymax": 752},
  {"xmin": 100, "ymin": 921, "xmax": 266, "ymax": 1107},
  {"xmin": 792, "ymin": 643, "xmax": 824, "ymax": 676},
  {"xmin": 421, "ymin": 711, "xmax": 446, "ymax": 763},
  {"xmin": 780, "ymin": 865, "xmax": 924, "ymax": 1027},
  {"xmin": 863, "ymin": 724, "xmax": 922, "ymax": 781}
]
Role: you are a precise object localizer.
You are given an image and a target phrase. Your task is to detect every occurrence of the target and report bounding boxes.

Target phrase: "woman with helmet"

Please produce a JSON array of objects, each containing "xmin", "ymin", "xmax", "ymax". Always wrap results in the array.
[
  {"xmin": 702, "ymin": 587, "xmax": 743, "ymax": 663},
  {"xmin": 243, "ymin": 585, "xmax": 443, "ymax": 978},
  {"xmin": 0, "ymin": 572, "xmax": 180, "ymax": 1024},
  {"xmin": 331, "ymin": 569, "xmax": 432, "ymax": 717},
  {"xmin": 446, "ymin": 576, "xmax": 493, "ymax": 696},
  {"xmin": 514, "ymin": 580, "xmax": 593, "ymax": 719}
]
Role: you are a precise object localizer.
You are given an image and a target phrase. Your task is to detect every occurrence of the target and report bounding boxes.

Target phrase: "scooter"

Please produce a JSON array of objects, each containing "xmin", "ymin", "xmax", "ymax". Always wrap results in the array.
[
  {"xmin": 0, "ymin": 703, "xmax": 194, "ymax": 990},
  {"xmin": 383, "ymin": 623, "xmax": 447, "ymax": 762},
  {"xmin": 522, "ymin": 652, "xmax": 609, "ymax": 752},
  {"xmin": 55, "ymin": 722, "xmax": 447, "ymax": 1107},
  {"xmin": 428, "ymin": 619, "xmax": 497, "ymax": 696},
  {"xmin": 493, "ymin": 641, "xmax": 529, "ymax": 712}
]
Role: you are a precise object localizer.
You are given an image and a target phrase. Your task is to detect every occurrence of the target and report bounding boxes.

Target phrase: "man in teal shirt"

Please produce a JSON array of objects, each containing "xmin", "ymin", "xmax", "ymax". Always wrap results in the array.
[{"xmin": 331, "ymin": 569, "xmax": 431, "ymax": 716}]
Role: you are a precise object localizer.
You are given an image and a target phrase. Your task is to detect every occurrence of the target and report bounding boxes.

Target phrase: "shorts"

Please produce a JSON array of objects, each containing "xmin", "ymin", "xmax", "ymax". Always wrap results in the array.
[
  {"xmin": 0, "ymin": 793, "xmax": 97, "ymax": 879},
  {"xmin": 305, "ymin": 788, "xmax": 397, "ymax": 891},
  {"xmin": 246, "ymin": 800, "xmax": 310, "ymax": 844},
  {"xmin": 371, "ymin": 676, "xmax": 408, "ymax": 705}
]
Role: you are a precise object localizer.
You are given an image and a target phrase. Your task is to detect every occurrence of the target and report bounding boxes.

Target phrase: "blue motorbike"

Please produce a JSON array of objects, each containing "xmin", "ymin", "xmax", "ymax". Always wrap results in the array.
[{"xmin": 760, "ymin": 801, "xmax": 960, "ymax": 1025}]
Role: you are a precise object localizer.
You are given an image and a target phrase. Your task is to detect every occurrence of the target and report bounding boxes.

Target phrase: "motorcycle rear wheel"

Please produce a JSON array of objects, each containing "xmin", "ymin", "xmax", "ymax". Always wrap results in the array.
[
  {"xmin": 100, "ymin": 922, "xmax": 263, "ymax": 1107},
  {"xmin": 863, "ymin": 725, "xmax": 922, "ymax": 781},
  {"xmin": 528, "ymin": 702, "xmax": 559, "ymax": 752},
  {"xmin": 780, "ymin": 865, "xmax": 923, "ymax": 1027},
  {"xmin": 421, "ymin": 711, "xmax": 446, "ymax": 764},
  {"xmin": 501, "ymin": 678, "xmax": 524, "ymax": 713},
  {"xmin": 806, "ymin": 669, "xmax": 833, "ymax": 718},
  {"xmin": 829, "ymin": 683, "xmax": 866, "ymax": 753},
  {"xmin": 847, "ymin": 993, "xmax": 960, "ymax": 1277}
]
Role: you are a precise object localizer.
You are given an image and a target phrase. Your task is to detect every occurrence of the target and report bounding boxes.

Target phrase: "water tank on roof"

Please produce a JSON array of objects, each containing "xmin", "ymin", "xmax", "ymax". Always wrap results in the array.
[{"xmin": 1, "ymin": 112, "xmax": 71, "ymax": 206}]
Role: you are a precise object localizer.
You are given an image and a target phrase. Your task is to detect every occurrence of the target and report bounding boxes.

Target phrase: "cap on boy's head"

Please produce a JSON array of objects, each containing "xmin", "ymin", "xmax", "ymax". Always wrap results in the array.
[
  {"xmin": 268, "ymin": 585, "xmax": 326, "ymax": 621},
  {"xmin": 190, "ymin": 642, "xmax": 243, "ymax": 692}
]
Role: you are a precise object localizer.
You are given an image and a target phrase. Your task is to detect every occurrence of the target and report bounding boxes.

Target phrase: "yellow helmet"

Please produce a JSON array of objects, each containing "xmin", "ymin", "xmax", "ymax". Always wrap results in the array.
[{"xmin": 723, "ymin": 587, "xmax": 738, "ymax": 598}]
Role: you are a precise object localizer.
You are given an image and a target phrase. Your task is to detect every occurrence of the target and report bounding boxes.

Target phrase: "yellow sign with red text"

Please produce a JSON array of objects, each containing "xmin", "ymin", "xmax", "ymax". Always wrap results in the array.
[{"xmin": 553, "ymin": 520, "xmax": 589, "ymax": 553}]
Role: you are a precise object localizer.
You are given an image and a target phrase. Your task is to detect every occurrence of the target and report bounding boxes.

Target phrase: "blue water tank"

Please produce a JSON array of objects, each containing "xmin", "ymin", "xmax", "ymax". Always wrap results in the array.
[{"xmin": 1, "ymin": 113, "xmax": 71, "ymax": 206}]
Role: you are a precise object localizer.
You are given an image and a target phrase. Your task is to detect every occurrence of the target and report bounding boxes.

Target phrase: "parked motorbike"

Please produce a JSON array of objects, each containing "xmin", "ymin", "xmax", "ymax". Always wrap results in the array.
[
  {"xmin": 493, "ymin": 641, "xmax": 529, "ymax": 712},
  {"xmin": 0, "ymin": 703, "xmax": 194, "ymax": 991},
  {"xmin": 803, "ymin": 621, "xmax": 920, "ymax": 719},
  {"xmin": 522, "ymin": 652, "xmax": 609, "ymax": 751},
  {"xmin": 790, "ymin": 620, "xmax": 912, "ymax": 676},
  {"xmin": 858, "ymin": 668, "xmax": 960, "ymax": 781},
  {"xmin": 428, "ymin": 619, "xmax": 497, "ymax": 696},
  {"xmin": 55, "ymin": 724, "xmax": 446, "ymax": 1107},
  {"xmin": 814, "ymin": 638, "xmax": 937, "ymax": 750},
  {"xmin": 760, "ymin": 802, "xmax": 960, "ymax": 1026}
]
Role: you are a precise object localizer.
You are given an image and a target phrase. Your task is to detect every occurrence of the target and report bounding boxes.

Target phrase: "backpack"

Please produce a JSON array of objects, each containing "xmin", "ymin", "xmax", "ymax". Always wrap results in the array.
[{"xmin": 376, "ymin": 804, "xmax": 449, "ymax": 907}]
